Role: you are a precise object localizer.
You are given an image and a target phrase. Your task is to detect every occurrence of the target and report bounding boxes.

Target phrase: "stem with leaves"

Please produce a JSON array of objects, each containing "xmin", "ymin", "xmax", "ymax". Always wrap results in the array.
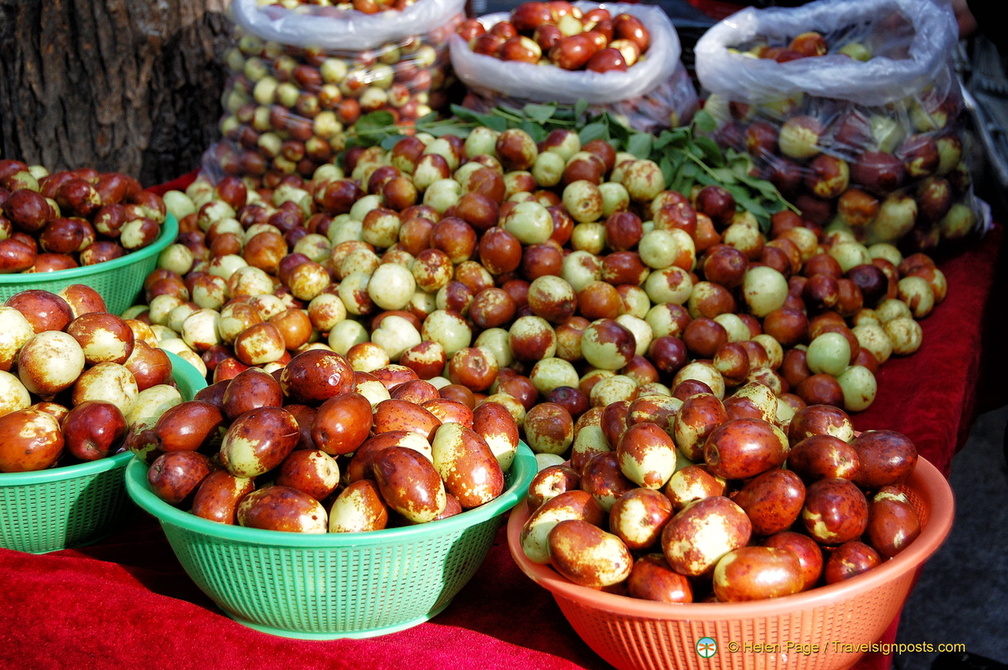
[{"xmin": 347, "ymin": 102, "xmax": 795, "ymax": 231}]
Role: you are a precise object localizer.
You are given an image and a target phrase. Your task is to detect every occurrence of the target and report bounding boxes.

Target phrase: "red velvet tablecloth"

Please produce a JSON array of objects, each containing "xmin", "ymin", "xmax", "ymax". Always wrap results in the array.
[{"xmin": 0, "ymin": 222, "xmax": 1002, "ymax": 670}]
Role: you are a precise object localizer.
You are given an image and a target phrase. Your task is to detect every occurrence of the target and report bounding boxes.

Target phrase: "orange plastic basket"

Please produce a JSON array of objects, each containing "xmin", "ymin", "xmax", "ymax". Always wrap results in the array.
[{"xmin": 507, "ymin": 456, "xmax": 954, "ymax": 670}]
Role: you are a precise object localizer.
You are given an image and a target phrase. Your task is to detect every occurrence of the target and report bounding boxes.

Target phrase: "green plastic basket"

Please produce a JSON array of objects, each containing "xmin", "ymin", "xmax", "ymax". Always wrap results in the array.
[
  {"xmin": 125, "ymin": 442, "xmax": 538, "ymax": 639},
  {"xmin": 164, "ymin": 350, "xmax": 210, "ymax": 400},
  {"xmin": 0, "ymin": 351, "xmax": 207, "ymax": 554},
  {"xmin": 0, "ymin": 214, "xmax": 178, "ymax": 316}
]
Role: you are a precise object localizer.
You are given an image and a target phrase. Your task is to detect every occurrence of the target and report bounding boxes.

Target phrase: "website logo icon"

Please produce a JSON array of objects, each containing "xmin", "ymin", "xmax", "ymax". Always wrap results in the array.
[{"xmin": 696, "ymin": 637, "xmax": 718, "ymax": 658}]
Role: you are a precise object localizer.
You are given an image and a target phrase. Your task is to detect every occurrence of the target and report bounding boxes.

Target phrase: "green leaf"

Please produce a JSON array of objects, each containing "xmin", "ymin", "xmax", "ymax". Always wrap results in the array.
[
  {"xmin": 693, "ymin": 136, "xmax": 725, "ymax": 164},
  {"xmin": 448, "ymin": 105, "xmax": 504, "ymax": 131},
  {"xmin": 625, "ymin": 133, "xmax": 653, "ymax": 159},
  {"xmin": 517, "ymin": 120, "xmax": 547, "ymax": 142},
  {"xmin": 413, "ymin": 111, "xmax": 441, "ymax": 127},
  {"xmin": 693, "ymin": 110, "xmax": 718, "ymax": 134},
  {"xmin": 653, "ymin": 127, "xmax": 688, "ymax": 151},
  {"xmin": 659, "ymin": 156, "xmax": 678, "ymax": 187},
  {"xmin": 578, "ymin": 122, "xmax": 609, "ymax": 144},
  {"xmin": 353, "ymin": 110, "xmax": 396, "ymax": 135},
  {"xmin": 736, "ymin": 171, "xmax": 783, "ymax": 199},
  {"xmin": 379, "ymin": 135, "xmax": 405, "ymax": 150},
  {"xmin": 482, "ymin": 115, "xmax": 509, "ymax": 132},
  {"xmin": 449, "ymin": 103, "xmax": 479, "ymax": 119},
  {"xmin": 708, "ymin": 167, "xmax": 736, "ymax": 184},
  {"xmin": 425, "ymin": 124, "xmax": 468, "ymax": 138},
  {"xmin": 523, "ymin": 103, "xmax": 558, "ymax": 124},
  {"xmin": 606, "ymin": 115, "xmax": 639, "ymax": 146}
]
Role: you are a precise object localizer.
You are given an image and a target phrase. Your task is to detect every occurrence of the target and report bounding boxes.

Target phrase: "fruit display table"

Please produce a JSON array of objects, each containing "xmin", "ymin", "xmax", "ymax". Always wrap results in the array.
[{"xmin": 0, "ymin": 220, "xmax": 1001, "ymax": 670}]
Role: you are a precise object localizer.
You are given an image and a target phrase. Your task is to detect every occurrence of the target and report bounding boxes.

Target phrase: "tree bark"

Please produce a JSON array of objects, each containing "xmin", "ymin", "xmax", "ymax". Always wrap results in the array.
[{"xmin": 0, "ymin": 0, "xmax": 233, "ymax": 187}]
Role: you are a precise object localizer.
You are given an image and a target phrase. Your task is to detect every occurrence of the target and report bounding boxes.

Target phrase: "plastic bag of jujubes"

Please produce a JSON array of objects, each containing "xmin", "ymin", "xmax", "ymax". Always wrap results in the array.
[
  {"xmin": 201, "ymin": 0, "xmax": 466, "ymax": 188},
  {"xmin": 449, "ymin": 1, "xmax": 700, "ymax": 133},
  {"xmin": 693, "ymin": 0, "xmax": 991, "ymax": 252}
]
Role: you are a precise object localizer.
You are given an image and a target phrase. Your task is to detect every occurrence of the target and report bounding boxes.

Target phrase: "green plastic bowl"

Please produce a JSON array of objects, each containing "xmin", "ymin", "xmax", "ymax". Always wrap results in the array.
[
  {"xmin": 0, "ymin": 350, "xmax": 207, "ymax": 554},
  {"xmin": 164, "ymin": 350, "xmax": 210, "ymax": 401},
  {"xmin": 125, "ymin": 442, "xmax": 538, "ymax": 639},
  {"xmin": 0, "ymin": 214, "xmax": 178, "ymax": 316}
]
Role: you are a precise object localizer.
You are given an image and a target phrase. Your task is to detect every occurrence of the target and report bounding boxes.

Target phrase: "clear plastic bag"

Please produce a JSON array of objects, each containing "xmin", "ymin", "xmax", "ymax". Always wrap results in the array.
[
  {"xmin": 202, "ymin": 0, "xmax": 466, "ymax": 188},
  {"xmin": 693, "ymin": 0, "xmax": 990, "ymax": 251},
  {"xmin": 449, "ymin": 2, "xmax": 699, "ymax": 133}
]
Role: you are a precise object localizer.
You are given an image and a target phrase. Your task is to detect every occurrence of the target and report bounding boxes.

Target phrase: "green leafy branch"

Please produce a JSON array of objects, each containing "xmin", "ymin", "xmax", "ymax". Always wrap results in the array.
[{"xmin": 347, "ymin": 102, "xmax": 795, "ymax": 230}]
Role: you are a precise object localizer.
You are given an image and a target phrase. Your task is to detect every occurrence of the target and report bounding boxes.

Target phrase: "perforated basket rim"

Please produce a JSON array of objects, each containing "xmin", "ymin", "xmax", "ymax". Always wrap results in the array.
[
  {"xmin": 0, "ymin": 213, "xmax": 178, "ymax": 287},
  {"xmin": 126, "ymin": 442, "xmax": 537, "ymax": 548},
  {"xmin": 163, "ymin": 350, "xmax": 210, "ymax": 404},
  {"xmin": 0, "ymin": 350, "xmax": 206, "ymax": 486},
  {"xmin": 0, "ymin": 449, "xmax": 134, "ymax": 487},
  {"xmin": 507, "ymin": 455, "xmax": 954, "ymax": 620}
]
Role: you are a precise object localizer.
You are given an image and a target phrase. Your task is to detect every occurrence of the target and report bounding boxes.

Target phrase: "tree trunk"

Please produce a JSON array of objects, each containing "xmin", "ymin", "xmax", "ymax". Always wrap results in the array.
[{"xmin": 0, "ymin": 0, "xmax": 233, "ymax": 187}]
